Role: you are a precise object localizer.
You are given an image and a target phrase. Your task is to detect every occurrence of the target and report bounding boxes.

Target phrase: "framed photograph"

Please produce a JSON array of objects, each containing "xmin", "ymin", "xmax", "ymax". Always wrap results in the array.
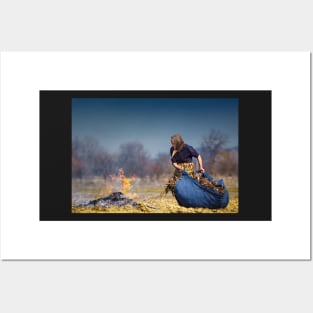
[
  {"xmin": 1, "ymin": 51, "xmax": 310, "ymax": 260},
  {"xmin": 40, "ymin": 90, "xmax": 271, "ymax": 221}
]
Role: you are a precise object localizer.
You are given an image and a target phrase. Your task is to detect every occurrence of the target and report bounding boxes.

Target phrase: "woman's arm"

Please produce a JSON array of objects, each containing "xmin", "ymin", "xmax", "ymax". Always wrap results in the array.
[{"xmin": 197, "ymin": 155, "xmax": 205, "ymax": 173}]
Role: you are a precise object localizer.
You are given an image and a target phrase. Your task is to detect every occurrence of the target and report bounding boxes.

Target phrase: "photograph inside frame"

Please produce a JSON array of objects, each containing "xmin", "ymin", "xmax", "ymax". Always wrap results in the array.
[{"xmin": 40, "ymin": 90, "xmax": 271, "ymax": 221}]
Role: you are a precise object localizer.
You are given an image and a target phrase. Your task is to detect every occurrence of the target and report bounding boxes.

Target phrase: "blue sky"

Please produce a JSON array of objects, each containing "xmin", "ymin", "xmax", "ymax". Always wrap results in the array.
[{"xmin": 72, "ymin": 98, "xmax": 238, "ymax": 158}]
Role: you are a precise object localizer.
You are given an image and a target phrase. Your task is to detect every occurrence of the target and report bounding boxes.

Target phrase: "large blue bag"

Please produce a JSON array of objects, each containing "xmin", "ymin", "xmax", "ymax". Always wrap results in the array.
[{"xmin": 174, "ymin": 170, "xmax": 229, "ymax": 209}]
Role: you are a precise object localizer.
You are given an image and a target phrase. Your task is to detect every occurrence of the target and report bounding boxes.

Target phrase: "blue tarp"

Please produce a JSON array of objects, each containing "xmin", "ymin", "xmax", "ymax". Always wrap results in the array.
[{"xmin": 174, "ymin": 170, "xmax": 229, "ymax": 209}]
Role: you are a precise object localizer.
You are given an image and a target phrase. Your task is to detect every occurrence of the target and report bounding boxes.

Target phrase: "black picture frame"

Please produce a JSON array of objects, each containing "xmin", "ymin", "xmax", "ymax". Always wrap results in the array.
[{"xmin": 40, "ymin": 90, "xmax": 271, "ymax": 221}]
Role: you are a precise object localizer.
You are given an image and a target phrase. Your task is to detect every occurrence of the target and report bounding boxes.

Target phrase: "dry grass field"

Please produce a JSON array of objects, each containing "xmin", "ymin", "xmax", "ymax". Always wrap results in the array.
[{"xmin": 72, "ymin": 175, "xmax": 238, "ymax": 214}]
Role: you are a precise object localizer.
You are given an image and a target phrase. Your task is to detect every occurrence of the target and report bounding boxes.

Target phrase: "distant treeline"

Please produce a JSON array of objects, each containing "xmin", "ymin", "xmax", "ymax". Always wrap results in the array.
[{"xmin": 72, "ymin": 130, "xmax": 238, "ymax": 179}]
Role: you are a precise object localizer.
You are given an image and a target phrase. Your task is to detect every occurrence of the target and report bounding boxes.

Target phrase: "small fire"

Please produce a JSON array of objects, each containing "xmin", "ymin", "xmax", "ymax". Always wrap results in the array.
[
  {"xmin": 118, "ymin": 168, "xmax": 136, "ymax": 194},
  {"xmin": 94, "ymin": 168, "xmax": 136, "ymax": 198}
]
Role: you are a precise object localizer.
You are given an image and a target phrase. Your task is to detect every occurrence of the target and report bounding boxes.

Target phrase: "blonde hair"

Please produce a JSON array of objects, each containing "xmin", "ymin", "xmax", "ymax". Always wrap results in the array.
[{"xmin": 171, "ymin": 134, "xmax": 184, "ymax": 151}]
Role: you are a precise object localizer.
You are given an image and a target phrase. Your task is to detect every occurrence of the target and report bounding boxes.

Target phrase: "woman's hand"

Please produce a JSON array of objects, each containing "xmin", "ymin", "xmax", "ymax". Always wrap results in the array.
[{"xmin": 173, "ymin": 162, "xmax": 183, "ymax": 171}]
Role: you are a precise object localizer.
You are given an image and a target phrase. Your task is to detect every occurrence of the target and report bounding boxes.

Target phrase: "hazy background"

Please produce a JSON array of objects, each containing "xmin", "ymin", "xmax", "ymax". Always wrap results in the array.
[{"xmin": 72, "ymin": 97, "xmax": 238, "ymax": 157}]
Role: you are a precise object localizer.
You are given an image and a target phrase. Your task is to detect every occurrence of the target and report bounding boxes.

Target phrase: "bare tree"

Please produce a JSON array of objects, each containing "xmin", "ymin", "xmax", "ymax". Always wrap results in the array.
[
  {"xmin": 72, "ymin": 136, "xmax": 114, "ymax": 178},
  {"xmin": 150, "ymin": 153, "xmax": 172, "ymax": 179},
  {"xmin": 215, "ymin": 149, "xmax": 238, "ymax": 176},
  {"xmin": 117, "ymin": 142, "xmax": 149, "ymax": 177},
  {"xmin": 93, "ymin": 151, "xmax": 115, "ymax": 178},
  {"xmin": 72, "ymin": 155, "xmax": 85, "ymax": 179},
  {"xmin": 200, "ymin": 129, "xmax": 228, "ymax": 174},
  {"xmin": 72, "ymin": 136, "xmax": 99, "ymax": 176}
]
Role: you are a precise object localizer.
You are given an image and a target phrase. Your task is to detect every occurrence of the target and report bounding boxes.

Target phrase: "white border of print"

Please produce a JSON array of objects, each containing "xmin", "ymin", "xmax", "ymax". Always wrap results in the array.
[{"xmin": 0, "ymin": 51, "xmax": 310, "ymax": 260}]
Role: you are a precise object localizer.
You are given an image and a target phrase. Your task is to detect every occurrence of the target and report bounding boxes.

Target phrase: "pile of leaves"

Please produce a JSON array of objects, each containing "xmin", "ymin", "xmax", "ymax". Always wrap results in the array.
[{"xmin": 164, "ymin": 174, "xmax": 225, "ymax": 195}]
